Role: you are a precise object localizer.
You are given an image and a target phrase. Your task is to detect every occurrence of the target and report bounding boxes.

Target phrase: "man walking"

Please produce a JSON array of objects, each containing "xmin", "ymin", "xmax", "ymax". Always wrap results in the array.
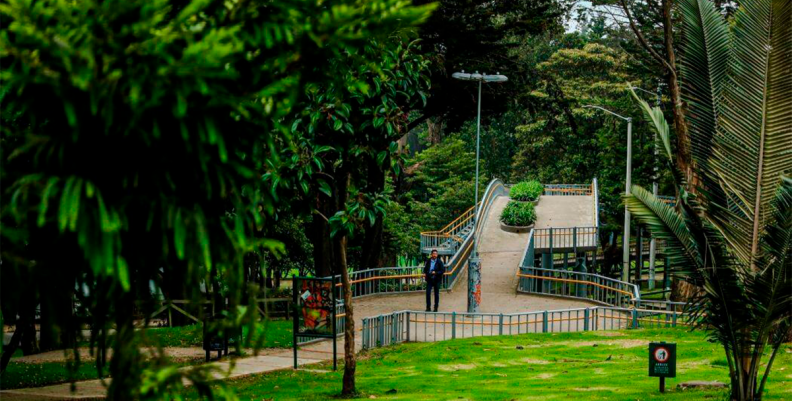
[{"xmin": 424, "ymin": 249, "xmax": 445, "ymax": 312}]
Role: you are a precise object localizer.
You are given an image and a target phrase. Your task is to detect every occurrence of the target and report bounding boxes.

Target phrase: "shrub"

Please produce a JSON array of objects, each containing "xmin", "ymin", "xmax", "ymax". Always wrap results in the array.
[
  {"xmin": 510, "ymin": 180, "xmax": 543, "ymax": 201},
  {"xmin": 500, "ymin": 201, "xmax": 537, "ymax": 226}
]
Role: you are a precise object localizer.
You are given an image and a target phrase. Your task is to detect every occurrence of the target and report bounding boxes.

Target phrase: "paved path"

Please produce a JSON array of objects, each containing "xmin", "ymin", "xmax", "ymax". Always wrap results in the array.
[
  {"xmin": 1, "ymin": 195, "xmax": 598, "ymax": 399},
  {"xmin": 534, "ymin": 195, "xmax": 595, "ymax": 228}
]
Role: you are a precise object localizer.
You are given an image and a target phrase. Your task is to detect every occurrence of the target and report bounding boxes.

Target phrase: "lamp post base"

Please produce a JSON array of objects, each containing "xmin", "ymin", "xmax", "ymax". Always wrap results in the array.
[{"xmin": 467, "ymin": 256, "xmax": 481, "ymax": 313}]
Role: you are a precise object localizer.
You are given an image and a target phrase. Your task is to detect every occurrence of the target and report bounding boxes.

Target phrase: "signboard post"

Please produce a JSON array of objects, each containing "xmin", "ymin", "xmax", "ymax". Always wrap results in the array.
[
  {"xmin": 649, "ymin": 342, "xmax": 676, "ymax": 393},
  {"xmin": 292, "ymin": 276, "xmax": 337, "ymax": 370}
]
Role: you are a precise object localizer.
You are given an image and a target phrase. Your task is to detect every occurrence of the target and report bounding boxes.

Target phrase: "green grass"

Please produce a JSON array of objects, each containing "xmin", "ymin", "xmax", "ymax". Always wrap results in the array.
[
  {"xmin": 186, "ymin": 328, "xmax": 792, "ymax": 400},
  {"xmin": 0, "ymin": 320, "xmax": 293, "ymax": 390},
  {"xmin": 0, "ymin": 361, "xmax": 100, "ymax": 390},
  {"xmin": 141, "ymin": 319, "xmax": 293, "ymax": 348}
]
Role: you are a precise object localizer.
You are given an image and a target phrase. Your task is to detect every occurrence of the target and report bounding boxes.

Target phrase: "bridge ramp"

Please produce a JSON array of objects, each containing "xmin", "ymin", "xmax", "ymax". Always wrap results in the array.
[
  {"xmin": 534, "ymin": 195, "xmax": 596, "ymax": 229},
  {"xmin": 353, "ymin": 195, "xmax": 594, "ymax": 318}
]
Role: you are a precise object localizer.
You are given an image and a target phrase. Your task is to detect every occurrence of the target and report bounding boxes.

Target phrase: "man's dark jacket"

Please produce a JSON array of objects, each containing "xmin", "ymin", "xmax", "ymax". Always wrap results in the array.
[{"xmin": 423, "ymin": 257, "xmax": 446, "ymax": 283}]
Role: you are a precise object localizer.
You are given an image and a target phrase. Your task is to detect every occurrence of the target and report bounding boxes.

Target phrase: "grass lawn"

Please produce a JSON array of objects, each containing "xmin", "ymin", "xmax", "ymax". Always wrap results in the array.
[
  {"xmin": 0, "ymin": 360, "xmax": 100, "ymax": 390},
  {"xmin": 0, "ymin": 319, "xmax": 293, "ymax": 390},
  {"xmin": 141, "ymin": 319, "xmax": 293, "ymax": 348},
  {"xmin": 189, "ymin": 328, "xmax": 792, "ymax": 400}
]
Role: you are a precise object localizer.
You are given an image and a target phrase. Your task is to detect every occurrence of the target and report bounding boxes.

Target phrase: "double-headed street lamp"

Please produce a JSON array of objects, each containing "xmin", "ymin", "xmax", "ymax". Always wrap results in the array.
[
  {"xmin": 583, "ymin": 105, "xmax": 633, "ymax": 283},
  {"xmin": 452, "ymin": 71, "xmax": 508, "ymax": 313}
]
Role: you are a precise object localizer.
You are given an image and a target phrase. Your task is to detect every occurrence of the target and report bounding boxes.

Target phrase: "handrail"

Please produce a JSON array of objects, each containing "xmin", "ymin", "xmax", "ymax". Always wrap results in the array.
[
  {"xmin": 472, "ymin": 179, "xmax": 508, "ymax": 245},
  {"xmin": 436, "ymin": 204, "xmax": 477, "ymax": 233},
  {"xmin": 543, "ymin": 183, "xmax": 593, "ymax": 196},
  {"xmin": 322, "ymin": 179, "xmax": 507, "ymax": 301},
  {"xmin": 532, "ymin": 226, "xmax": 598, "ymax": 250},
  {"xmin": 361, "ymin": 306, "xmax": 692, "ymax": 349},
  {"xmin": 419, "ymin": 204, "xmax": 478, "ymax": 253},
  {"xmin": 657, "ymin": 195, "xmax": 675, "ymax": 206}
]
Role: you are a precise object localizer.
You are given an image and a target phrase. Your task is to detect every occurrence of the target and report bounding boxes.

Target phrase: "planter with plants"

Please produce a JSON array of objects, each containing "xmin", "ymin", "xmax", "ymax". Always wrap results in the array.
[
  {"xmin": 499, "ymin": 201, "xmax": 537, "ymax": 233},
  {"xmin": 509, "ymin": 180, "xmax": 543, "ymax": 204}
]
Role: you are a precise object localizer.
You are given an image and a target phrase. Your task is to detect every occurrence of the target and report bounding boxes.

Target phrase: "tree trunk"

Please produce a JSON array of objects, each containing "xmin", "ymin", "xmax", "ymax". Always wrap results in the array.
[
  {"xmin": 670, "ymin": 278, "xmax": 698, "ymax": 302},
  {"xmin": 662, "ymin": 0, "xmax": 692, "ymax": 183},
  {"xmin": 426, "ymin": 117, "xmax": 444, "ymax": 145},
  {"xmin": 331, "ymin": 170, "xmax": 356, "ymax": 396},
  {"xmin": 107, "ymin": 292, "xmax": 136, "ymax": 400},
  {"xmin": 361, "ymin": 156, "xmax": 386, "ymax": 269},
  {"xmin": 312, "ymin": 194, "xmax": 335, "ymax": 278},
  {"xmin": 20, "ymin": 296, "xmax": 39, "ymax": 356},
  {"xmin": 338, "ymin": 235, "xmax": 356, "ymax": 396},
  {"xmin": 0, "ymin": 324, "xmax": 23, "ymax": 372}
]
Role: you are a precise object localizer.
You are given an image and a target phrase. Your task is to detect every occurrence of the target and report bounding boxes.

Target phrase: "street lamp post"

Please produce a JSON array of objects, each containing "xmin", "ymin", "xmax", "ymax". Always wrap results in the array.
[
  {"xmin": 583, "ymin": 105, "xmax": 633, "ymax": 283},
  {"xmin": 631, "ymin": 85, "xmax": 663, "ymax": 290},
  {"xmin": 452, "ymin": 71, "xmax": 508, "ymax": 313}
]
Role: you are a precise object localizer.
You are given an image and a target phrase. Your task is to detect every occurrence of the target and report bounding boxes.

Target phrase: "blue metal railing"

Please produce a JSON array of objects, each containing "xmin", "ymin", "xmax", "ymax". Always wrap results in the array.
[
  {"xmin": 362, "ymin": 306, "xmax": 691, "ymax": 349},
  {"xmin": 532, "ymin": 226, "xmax": 598, "ymax": 250},
  {"xmin": 517, "ymin": 266, "xmax": 638, "ymax": 308}
]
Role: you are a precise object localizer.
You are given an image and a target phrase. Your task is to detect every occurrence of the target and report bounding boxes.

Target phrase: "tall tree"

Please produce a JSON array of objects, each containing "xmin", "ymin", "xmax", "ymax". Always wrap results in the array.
[
  {"xmin": 408, "ymin": 0, "xmax": 571, "ymax": 136},
  {"xmin": 267, "ymin": 34, "xmax": 434, "ymax": 395},
  {"xmin": 1, "ymin": 0, "xmax": 434, "ymax": 397}
]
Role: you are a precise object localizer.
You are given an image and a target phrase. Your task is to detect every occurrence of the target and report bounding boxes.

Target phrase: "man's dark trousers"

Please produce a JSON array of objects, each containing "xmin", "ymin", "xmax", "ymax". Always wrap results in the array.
[{"xmin": 426, "ymin": 278, "xmax": 440, "ymax": 312}]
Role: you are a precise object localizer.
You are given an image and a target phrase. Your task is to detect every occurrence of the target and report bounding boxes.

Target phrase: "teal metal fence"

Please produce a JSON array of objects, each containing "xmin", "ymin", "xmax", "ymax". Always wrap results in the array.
[
  {"xmin": 532, "ymin": 226, "xmax": 598, "ymax": 251},
  {"xmin": 361, "ymin": 306, "xmax": 691, "ymax": 349},
  {"xmin": 517, "ymin": 266, "xmax": 639, "ymax": 308}
]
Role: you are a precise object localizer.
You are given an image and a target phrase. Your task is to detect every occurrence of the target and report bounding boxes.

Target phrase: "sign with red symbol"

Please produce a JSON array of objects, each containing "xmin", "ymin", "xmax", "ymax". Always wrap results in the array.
[{"xmin": 649, "ymin": 342, "xmax": 676, "ymax": 378}]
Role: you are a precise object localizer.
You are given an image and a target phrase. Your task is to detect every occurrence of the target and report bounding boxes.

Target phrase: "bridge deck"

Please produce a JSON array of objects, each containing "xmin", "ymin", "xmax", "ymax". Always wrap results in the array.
[{"xmin": 533, "ymin": 195, "xmax": 597, "ymax": 252}]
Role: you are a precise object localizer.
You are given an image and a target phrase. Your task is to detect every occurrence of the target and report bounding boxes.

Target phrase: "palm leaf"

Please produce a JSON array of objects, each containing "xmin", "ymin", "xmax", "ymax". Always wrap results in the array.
[
  {"xmin": 623, "ymin": 185, "xmax": 704, "ymax": 274},
  {"xmin": 750, "ymin": 176, "xmax": 792, "ymax": 324},
  {"xmin": 679, "ymin": 0, "xmax": 730, "ymax": 182},
  {"xmin": 713, "ymin": 0, "xmax": 792, "ymax": 264}
]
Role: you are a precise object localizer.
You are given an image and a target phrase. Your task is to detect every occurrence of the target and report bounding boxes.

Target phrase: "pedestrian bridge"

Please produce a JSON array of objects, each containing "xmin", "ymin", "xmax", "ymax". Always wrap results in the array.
[
  {"xmin": 334, "ymin": 178, "xmax": 645, "ymax": 306},
  {"xmin": 304, "ymin": 178, "xmax": 683, "ymax": 349}
]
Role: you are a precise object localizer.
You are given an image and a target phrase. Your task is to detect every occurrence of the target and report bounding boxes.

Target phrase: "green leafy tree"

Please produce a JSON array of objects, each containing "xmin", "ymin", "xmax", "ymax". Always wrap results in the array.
[
  {"xmin": 513, "ymin": 40, "xmax": 667, "ymax": 238},
  {"xmin": 381, "ymin": 137, "xmax": 484, "ymax": 260},
  {"xmin": 624, "ymin": 0, "xmax": 792, "ymax": 398},
  {"xmin": 408, "ymin": 0, "xmax": 571, "ymax": 137},
  {"xmin": 1, "ymin": 0, "xmax": 434, "ymax": 398},
  {"xmin": 267, "ymin": 32, "xmax": 435, "ymax": 394}
]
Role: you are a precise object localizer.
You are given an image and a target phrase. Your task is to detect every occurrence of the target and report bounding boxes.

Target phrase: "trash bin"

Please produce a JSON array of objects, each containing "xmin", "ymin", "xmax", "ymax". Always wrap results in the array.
[{"xmin": 203, "ymin": 314, "xmax": 241, "ymax": 361}]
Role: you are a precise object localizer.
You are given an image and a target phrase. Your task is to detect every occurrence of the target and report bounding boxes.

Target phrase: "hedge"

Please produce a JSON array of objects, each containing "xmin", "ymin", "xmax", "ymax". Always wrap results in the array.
[
  {"xmin": 509, "ymin": 180, "xmax": 543, "ymax": 202},
  {"xmin": 500, "ymin": 201, "xmax": 537, "ymax": 226}
]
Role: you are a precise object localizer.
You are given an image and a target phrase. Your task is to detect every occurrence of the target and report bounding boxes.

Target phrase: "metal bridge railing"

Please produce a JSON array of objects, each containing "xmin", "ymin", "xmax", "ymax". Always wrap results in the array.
[
  {"xmin": 532, "ymin": 227, "xmax": 598, "ymax": 250},
  {"xmin": 419, "ymin": 204, "xmax": 477, "ymax": 254},
  {"xmin": 516, "ymin": 267, "xmax": 639, "ymax": 308},
  {"xmin": 542, "ymin": 183, "xmax": 593, "ymax": 196},
  {"xmin": 321, "ymin": 178, "xmax": 507, "ymax": 305},
  {"xmin": 657, "ymin": 195, "xmax": 676, "ymax": 206},
  {"xmin": 361, "ymin": 306, "xmax": 691, "ymax": 349}
]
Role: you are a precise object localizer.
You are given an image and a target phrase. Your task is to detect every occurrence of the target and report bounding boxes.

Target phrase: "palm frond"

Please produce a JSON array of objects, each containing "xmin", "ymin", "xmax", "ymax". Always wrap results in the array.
[
  {"xmin": 749, "ymin": 176, "xmax": 792, "ymax": 325},
  {"xmin": 714, "ymin": 0, "xmax": 792, "ymax": 263},
  {"xmin": 629, "ymin": 89, "xmax": 686, "ymax": 189},
  {"xmin": 624, "ymin": 185, "xmax": 704, "ymax": 275},
  {"xmin": 679, "ymin": 0, "xmax": 730, "ymax": 179}
]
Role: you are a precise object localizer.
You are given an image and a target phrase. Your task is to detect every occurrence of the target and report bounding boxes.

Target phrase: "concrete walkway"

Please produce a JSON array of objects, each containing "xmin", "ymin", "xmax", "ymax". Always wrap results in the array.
[
  {"xmin": 534, "ymin": 195, "xmax": 596, "ymax": 228},
  {"xmin": 0, "ymin": 343, "xmax": 332, "ymax": 400},
  {"xmin": 1, "ymin": 195, "xmax": 598, "ymax": 399}
]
